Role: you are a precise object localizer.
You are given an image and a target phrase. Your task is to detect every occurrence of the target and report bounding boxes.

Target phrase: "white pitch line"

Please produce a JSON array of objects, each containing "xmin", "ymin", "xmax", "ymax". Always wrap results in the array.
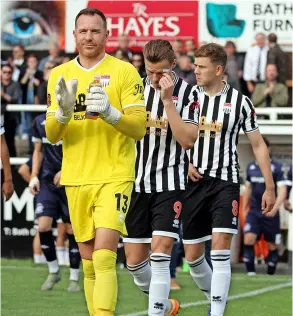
[
  {"xmin": 119, "ymin": 282, "xmax": 292, "ymax": 316},
  {"xmin": 1, "ymin": 265, "xmax": 292, "ymax": 283}
]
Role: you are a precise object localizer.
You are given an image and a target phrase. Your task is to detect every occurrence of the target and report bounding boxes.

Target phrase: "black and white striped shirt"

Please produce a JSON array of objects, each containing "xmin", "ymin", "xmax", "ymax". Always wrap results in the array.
[
  {"xmin": 135, "ymin": 73, "xmax": 199, "ymax": 192},
  {"xmin": 189, "ymin": 81, "xmax": 258, "ymax": 184}
]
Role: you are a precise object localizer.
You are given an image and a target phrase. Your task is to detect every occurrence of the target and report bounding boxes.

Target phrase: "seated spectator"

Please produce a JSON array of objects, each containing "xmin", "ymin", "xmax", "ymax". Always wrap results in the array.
[
  {"xmin": 185, "ymin": 39, "xmax": 196, "ymax": 63},
  {"xmin": 1, "ymin": 64, "xmax": 22, "ymax": 157},
  {"xmin": 224, "ymin": 41, "xmax": 244, "ymax": 91},
  {"xmin": 175, "ymin": 55, "xmax": 196, "ymax": 86},
  {"xmin": 113, "ymin": 34, "xmax": 134, "ymax": 61},
  {"xmin": 38, "ymin": 42, "xmax": 62, "ymax": 72},
  {"xmin": 36, "ymin": 61, "xmax": 56, "ymax": 105},
  {"xmin": 131, "ymin": 53, "xmax": 146, "ymax": 77},
  {"xmin": 114, "ymin": 48, "xmax": 130, "ymax": 63},
  {"xmin": 267, "ymin": 33, "xmax": 287, "ymax": 83},
  {"xmin": 252, "ymin": 63, "xmax": 288, "ymax": 107}
]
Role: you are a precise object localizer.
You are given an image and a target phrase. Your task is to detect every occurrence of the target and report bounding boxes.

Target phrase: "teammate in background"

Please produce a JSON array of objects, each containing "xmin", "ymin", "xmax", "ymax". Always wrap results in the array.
[
  {"xmin": 182, "ymin": 44, "xmax": 275, "ymax": 316},
  {"xmin": 45, "ymin": 8, "xmax": 146, "ymax": 315},
  {"xmin": 1, "ymin": 120, "xmax": 14, "ymax": 201},
  {"xmin": 123, "ymin": 39, "xmax": 199, "ymax": 315},
  {"xmin": 243, "ymin": 137, "xmax": 287, "ymax": 275},
  {"xmin": 29, "ymin": 114, "xmax": 81, "ymax": 292},
  {"xmin": 19, "ymin": 158, "xmax": 70, "ymax": 265}
]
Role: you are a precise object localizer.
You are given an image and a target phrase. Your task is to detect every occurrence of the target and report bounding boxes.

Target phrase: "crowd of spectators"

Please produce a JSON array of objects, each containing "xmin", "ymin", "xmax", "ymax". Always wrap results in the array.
[{"xmin": 0, "ymin": 32, "xmax": 291, "ymax": 158}]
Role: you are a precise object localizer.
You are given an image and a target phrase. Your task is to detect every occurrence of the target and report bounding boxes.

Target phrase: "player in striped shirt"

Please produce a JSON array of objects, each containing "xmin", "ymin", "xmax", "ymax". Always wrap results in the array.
[
  {"xmin": 123, "ymin": 39, "xmax": 199, "ymax": 315},
  {"xmin": 182, "ymin": 43, "xmax": 276, "ymax": 316}
]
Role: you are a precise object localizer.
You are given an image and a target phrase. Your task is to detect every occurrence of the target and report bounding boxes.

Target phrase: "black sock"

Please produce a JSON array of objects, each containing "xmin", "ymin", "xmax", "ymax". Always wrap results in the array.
[
  {"xmin": 39, "ymin": 230, "xmax": 57, "ymax": 262},
  {"xmin": 243, "ymin": 245, "xmax": 256, "ymax": 273},
  {"xmin": 267, "ymin": 249, "xmax": 278, "ymax": 275},
  {"xmin": 67, "ymin": 233, "xmax": 81, "ymax": 269}
]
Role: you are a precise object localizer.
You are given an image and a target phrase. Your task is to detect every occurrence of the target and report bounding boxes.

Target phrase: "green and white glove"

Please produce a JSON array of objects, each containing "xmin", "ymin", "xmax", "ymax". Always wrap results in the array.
[{"xmin": 55, "ymin": 76, "xmax": 78, "ymax": 124}]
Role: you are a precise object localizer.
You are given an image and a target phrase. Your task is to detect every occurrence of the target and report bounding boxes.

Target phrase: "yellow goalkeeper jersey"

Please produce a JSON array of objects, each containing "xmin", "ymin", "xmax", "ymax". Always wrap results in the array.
[{"xmin": 46, "ymin": 54, "xmax": 145, "ymax": 186}]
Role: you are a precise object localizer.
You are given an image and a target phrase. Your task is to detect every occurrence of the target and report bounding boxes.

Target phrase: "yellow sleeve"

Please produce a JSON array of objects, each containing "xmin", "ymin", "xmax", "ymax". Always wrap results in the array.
[
  {"xmin": 115, "ymin": 106, "xmax": 146, "ymax": 141},
  {"xmin": 113, "ymin": 64, "xmax": 146, "ymax": 140},
  {"xmin": 121, "ymin": 63, "xmax": 145, "ymax": 109},
  {"xmin": 45, "ymin": 67, "xmax": 67, "ymax": 144}
]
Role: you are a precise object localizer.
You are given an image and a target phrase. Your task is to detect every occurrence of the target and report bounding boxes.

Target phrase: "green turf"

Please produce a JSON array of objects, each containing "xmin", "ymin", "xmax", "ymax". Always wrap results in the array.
[{"xmin": 1, "ymin": 259, "xmax": 292, "ymax": 316}]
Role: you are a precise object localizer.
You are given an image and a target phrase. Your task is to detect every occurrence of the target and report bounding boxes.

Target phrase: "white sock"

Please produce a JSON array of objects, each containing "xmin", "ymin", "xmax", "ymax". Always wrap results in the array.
[
  {"xmin": 47, "ymin": 259, "xmax": 59, "ymax": 273},
  {"xmin": 34, "ymin": 254, "xmax": 41, "ymax": 264},
  {"xmin": 126, "ymin": 258, "xmax": 151, "ymax": 294},
  {"xmin": 34, "ymin": 254, "xmax": 47, "ymax": 264},
  {"xmin": 39, "ymin": 254, "xmax": 47, "ymax": 264},
  {"xmin": 210, "ymin": 250, "xmax": 231, "ymax": 316},
  {"xmin": 69, "ymin": 268, "xmax": 80, "ymax": 281},
  {"xmin": 56, "ymin": 247, "xmax": 65, "ymax": 265},
  {"xmin": 187, "ymin": 254, "xmax": 212, "ymax": 300},
  {"xmin": 149, "ymin": 253, "xmax": 171, "ymax": 315},
  {"xmin": 65, "ymin": 247, "xmax": 70, "ymax": 266}
]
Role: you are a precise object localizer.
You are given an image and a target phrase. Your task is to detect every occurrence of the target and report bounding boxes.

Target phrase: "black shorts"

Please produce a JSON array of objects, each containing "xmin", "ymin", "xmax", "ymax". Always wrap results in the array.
[
  {"xmin": 182, "ymin": 176, "xmax": 240, "ymax": 244},
  {"xmin": 123, "ymin": 190, "xmax": 183, "ymax": 243},
  {"xmin": 35, "ymin": 182, "xmax": 70, "ymax": 223},
  {"xmin": 244, "ymin": 209, "xmax": 281, "ymax": 244}
]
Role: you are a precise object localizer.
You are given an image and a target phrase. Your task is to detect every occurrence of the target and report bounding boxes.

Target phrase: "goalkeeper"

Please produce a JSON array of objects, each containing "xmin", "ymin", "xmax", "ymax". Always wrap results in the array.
[{"xmin": 45, "ymin": 8, "xmax": 146, "ymax": 316}]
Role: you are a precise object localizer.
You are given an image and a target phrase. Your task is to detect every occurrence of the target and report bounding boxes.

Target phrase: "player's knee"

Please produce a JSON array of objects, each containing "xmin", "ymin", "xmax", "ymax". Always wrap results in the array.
[
  {"xmin": 212, "ymin": 232, "xmax": 233, "ymax": 250},
  {"xmin": 244, "ymin": 233, "xmax": 257, "ymax": 245},
  {"xmin": 151, "ymin": 235, "xmax": 174, "ymax": 255},
  {"xmin": 93, "ymin": 249, "xmax": 117, "ymax": 273},
  {"xmin": 184, "ymin": 244, "xmax": 205, "ymax": 262},
  {"xmin": 82, "ymin": 259, "xmax": 95, "ymax": 280}
]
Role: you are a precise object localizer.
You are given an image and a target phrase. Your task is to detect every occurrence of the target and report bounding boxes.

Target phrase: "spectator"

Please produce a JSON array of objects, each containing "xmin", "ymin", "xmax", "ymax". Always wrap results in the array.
[
  {"xmin": 172, "ymin": 39, "xmax": 184, "ymax": 59},
  {"xmin": 8, "ymin": 44, "xmax": 26, "ymax": 81},
  {"xmin": 36, "ymin": 61, "xmax": 56, "ymax": 105},
  {"xmin": 185, "ymin": 39, "xmax": 196, "ymax": 63},
  {"xmin": 267, "ymin": 33, "xmax": 287, "ymax": 84},
  {"xmin": 114, "ymin": 34, "xmax": 133, "ymax": 61},
  {"xmin": 131, "ymin": 53, "xmax": 146, "ymax": 77},
  {"xmin": 114, "ymin": 48, "xmax": 130, "ymax": 62},
  {"xmin": 38, "ymin": 42, "xmax": 62, "ymax": 72},
  {"xmin": 61, "ymin": 55, "xmax": 71, "ymax": 64},
  {"xmin": 19, "ymin": 54, "xmax": 43, "ymax": 149},
  {"xmin": 224, "ymin": 41, "xmax": 244, "ymax": 91},
  {"xmin": 243, "ymin": 33, "xmax": 268, "ymax": 95},
  {"xmin": 175, "ymin": 55, "xmax": 196, "ymax": 86},
  {"xmin": 1, "ymin": 64, "xmax": 22, "ymax": 157},
  {"xmin": 252, "ymin": 64, "xmax": 288, "ymax": 107}
]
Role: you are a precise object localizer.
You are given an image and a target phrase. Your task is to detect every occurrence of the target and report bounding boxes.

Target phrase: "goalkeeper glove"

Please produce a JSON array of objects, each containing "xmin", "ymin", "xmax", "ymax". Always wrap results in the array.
[
  {"xmin": 55, "ymin": 76, "xmax": 78, "ymax": 124},
  {"xmin": 85, "ymin": 86, "xmax": 121, "ymax": 125}
]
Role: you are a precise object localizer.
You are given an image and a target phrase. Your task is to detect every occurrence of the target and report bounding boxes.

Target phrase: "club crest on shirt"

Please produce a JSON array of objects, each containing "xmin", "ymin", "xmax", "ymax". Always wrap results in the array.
[
  {"xmin": 223, "ymin": 103, "xmax": 232, "ymax": 114},
  {"xmin": 93, "ymin": 74, "xmax": 110, "ymax": 87}
]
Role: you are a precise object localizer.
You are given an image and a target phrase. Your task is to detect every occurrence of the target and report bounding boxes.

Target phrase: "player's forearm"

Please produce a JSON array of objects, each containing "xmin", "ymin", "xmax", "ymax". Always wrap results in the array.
[
  {"xmin": 45, "ymin": 113, "xmax": 67, "ymax": 144},
  {"xmin": 252, "ymin": 144, "xmax": 275, "ymax": 190},
  {"xmin": 164, "ymin": 101, "xmax": 198, "ymax": 150},
  {"xmin": 273, "ymin": 185, "xmax": 287, "ymax": 213},
  {"xmin": 113, "ymin": 107, "xmax": 146, "ymax": 141},
  {"xmin": 1, "ymin": 137, "xmax": 13, "ymax": 182},
  {"xmin": 31, "ymin": 150, "xmax": 43, "ymax": 178}
]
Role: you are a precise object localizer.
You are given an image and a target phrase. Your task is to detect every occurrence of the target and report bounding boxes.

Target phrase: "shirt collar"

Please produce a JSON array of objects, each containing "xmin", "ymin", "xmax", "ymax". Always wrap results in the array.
[
  {"xmin": 196, "ymin": 80, "xmax": 230, "ymax": 96},
  {"xmin": 145, "ymin": 71, "xmax": 179, "ymax": 88}
]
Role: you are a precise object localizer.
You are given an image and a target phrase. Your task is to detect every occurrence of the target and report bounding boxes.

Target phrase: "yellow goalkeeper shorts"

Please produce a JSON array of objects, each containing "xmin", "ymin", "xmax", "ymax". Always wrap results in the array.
[{"xmin": 65, "ymin": 182, "xmax": 133, "ymax": 242}]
